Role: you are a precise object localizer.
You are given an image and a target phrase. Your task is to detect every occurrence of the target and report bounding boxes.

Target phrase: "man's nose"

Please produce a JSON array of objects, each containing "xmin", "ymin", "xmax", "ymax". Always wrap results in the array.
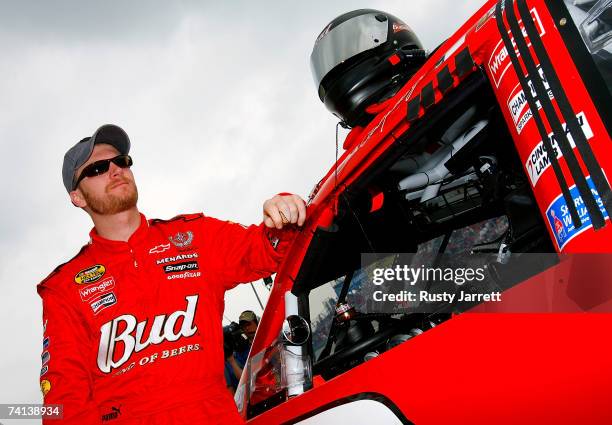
[{"xmin": 109, "ymin": 161, "xmax": 124, "ymax": 178}]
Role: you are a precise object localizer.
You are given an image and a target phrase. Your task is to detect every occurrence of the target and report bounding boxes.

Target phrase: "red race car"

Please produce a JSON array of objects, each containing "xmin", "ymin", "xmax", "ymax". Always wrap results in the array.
[{"xmin": 236, "ymin": 1, "xmax": 612, "ymax": 424}]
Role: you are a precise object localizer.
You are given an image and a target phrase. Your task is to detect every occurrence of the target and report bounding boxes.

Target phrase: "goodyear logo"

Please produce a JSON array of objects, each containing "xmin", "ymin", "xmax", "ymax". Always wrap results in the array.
[{"xmin": 75, "ymin": 264, "xmax": 106, "ymax": 285}]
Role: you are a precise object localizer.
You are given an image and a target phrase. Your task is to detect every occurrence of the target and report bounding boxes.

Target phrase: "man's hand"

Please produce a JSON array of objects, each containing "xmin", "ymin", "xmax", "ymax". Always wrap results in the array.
[{"xmin": 263, "ymin": 194, "xmax": 307, "ymax": 229}]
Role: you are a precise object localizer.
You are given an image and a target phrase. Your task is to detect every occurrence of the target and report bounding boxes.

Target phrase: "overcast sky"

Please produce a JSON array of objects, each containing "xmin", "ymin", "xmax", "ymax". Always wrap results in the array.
[{"xmin": 0, "ymin": 0, "xmax": 485, "ymax": 417}]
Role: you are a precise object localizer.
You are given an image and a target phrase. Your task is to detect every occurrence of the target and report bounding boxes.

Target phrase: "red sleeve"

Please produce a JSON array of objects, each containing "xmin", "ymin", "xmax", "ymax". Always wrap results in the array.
[
  {"xmin": 39, "ymin": 284, "xmax": 101, "ymax": 424},
  {"xmin": 199, "ymin": 216, "xmax": 296, "ymax": 290}
]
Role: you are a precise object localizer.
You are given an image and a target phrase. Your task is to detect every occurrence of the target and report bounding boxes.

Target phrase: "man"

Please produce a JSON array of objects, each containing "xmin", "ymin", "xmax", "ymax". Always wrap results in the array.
[
  {"xmin": 238, "ymin": 310, "xmax": 259, "ymax": 345},
  {"xmin": 38, "ymin": 124, "xmax": 306, "ymax": 424},
  {"xmin": 224, "ymin": 310, "xmax": 259, "ymax": 392}
]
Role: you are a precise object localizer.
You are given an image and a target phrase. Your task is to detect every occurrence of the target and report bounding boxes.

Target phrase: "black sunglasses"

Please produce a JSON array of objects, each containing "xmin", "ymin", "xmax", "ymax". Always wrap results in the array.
[{"xmin": 74, "ymin": 154, "xmax": 133, "ymax": 189}]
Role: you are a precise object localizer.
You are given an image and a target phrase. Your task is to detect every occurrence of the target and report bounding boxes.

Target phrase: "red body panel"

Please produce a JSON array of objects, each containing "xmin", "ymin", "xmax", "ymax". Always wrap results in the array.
[{"xmin": 243, "ymin": 0, "xmax": 612, "ymax": 423}]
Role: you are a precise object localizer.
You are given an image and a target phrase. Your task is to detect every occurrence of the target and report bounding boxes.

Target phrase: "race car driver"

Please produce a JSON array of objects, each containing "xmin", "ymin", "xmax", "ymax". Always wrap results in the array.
[{"xmin": 37, "ymin": 124, "xmax": 306, "ymax": 424}]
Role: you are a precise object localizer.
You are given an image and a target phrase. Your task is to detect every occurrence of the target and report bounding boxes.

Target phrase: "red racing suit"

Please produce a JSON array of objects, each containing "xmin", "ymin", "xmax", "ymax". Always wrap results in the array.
[{"xmin": 37, "ymin": 212, "xmax": 294, "ymax": 424}]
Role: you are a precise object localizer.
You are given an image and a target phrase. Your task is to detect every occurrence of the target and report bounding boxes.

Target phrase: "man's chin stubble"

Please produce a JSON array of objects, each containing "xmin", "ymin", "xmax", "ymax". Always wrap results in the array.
[{"xmin": 83, "ymin": 185, "xmax": 138, "ymax": 215}]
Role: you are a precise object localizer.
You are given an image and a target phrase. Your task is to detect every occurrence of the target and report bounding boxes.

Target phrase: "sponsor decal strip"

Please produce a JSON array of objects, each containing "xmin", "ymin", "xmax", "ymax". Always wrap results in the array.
[
  {"xmin": 488, "ymin": 7, "xmax": 545, "ymax": 88},
  {"xmin": 546, "ymin": 176, "xmax": 610, "ymax": 251},
  {"xmin": 156, "ymin": 252, "xmax": 198, "ymax": 265},
  {"xmin": 149, "ymin": 243, "xmax": 170, "ymax": 254},
  {"xmin": 505, "ymin": 0, "xmax": 602, "ymax": 230},
  {"xmin": 516, "ymin": 0, "xmax": 612, "ymax": 225},
  {"xmin": 75, "ymin": 264, "xmax": 106, "ymax": 285},
  {"xmin": 79, "ymin": 277, "xmax": 115, "ymax": 302},
  {"xmin": 163, "ymin": 261, "xmax": 199, "ymax": 274},
  {"xmin": 495, "ymin": 0, "xmax": 582, "ymax": 229},
  {"xmin": 525, "ymin": 112, "xmax": 594, "ymax": 187},
  {"xmin": 90, "ymin": 293, "xmax": 117, "ymax": 315}
]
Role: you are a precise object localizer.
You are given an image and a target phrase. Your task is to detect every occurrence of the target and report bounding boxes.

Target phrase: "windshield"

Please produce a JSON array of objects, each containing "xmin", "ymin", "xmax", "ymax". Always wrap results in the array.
[
  {"xmin": 309, "ymin": 216, "xmax": 509, "ymax": 361},
  {"xmin": 564, "ymin": 0, "xmax": 612, "ymax": 94}
]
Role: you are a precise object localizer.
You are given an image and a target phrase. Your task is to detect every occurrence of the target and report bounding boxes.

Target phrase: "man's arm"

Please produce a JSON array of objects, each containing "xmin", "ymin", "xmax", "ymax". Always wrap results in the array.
[
  {"xmin": 39, "ymin": 286, "xmax": 101, "ymax": 424},
  {"xmin": 201, "ymin": 194, "xmax": 306, "ymax": 287}
]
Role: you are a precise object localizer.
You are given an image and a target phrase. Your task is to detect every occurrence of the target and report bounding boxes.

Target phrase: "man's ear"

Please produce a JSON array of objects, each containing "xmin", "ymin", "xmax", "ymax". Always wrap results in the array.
[{"xmin": 69, "ymin": 189, "xmax": 87, "ymax": 208}]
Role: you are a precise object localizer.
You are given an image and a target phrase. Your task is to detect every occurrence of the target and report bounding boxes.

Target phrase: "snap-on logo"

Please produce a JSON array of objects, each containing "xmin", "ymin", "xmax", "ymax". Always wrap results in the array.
[
  {"xmin": 75, "ymin": 264, "xmax": 106, "ymax": 285},
  {"xmin": 79, "ymin": 277, "xmax": 116, "ymax": 302},
  {"xmin": 164, "ymin": 261, "xmax": 199, "ymax": 274},
  {"xmin": 488, "ymin": 7, "xmax": 545, "ymax": 88}
]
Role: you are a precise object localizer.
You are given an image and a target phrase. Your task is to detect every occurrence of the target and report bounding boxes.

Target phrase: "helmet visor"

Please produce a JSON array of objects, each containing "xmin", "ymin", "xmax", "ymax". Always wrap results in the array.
[{"xmin": 310, "ymin": 13, "xmax": 389, "ymax": 91}]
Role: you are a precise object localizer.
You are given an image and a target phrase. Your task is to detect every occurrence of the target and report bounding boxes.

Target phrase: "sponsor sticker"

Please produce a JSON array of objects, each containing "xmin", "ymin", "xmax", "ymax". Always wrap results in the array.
[
  {"xmin": 43, "ymin": 337, "xmax": 50, "ymax": 350},
  {"xmin": 156, "ymin": 252, "xmax": 198, "ymax": 265},
  {"xmin": 392, "ymin": 22, "xmax": 411, "ymax": 34},
  {"xmin": 40, "ymin": 379, "xmax": 51, "ymax": 397},
  {"xmin": 525, "ymin": 112, "xmax": 594, "ymax": 187},
  {"xmin": 79, "ymin": 277, "xmax": 116, "ymax": 302},
  {"xmin": 74, "ymin": 264, "xmax": 106, "ymax": 285},
  {"xmin": 41, "ymin": 351, "xmax": 50, "ymax": 366},
  {"xmin": 546, "ymin": 175, "xmax": 610, "ymax": 251},
  {"xmin": 506, "ymin": 67, "xmax": 553, "ymax": 134},
  {"xmin": 488, "ymin": 8, "xmax": 545, "ymax": 88},
  {"xmin": 169, "ymin": 231, "xmax": 193, "ymax": 249},
  {"xmin": 40, "ymin": 365, "xmax": 48, "ymax": 377},
  {"xmin": 167, "ymin": 271, "xmax": 201, "ymax": 280},
  {"xmin": 149, "ymin": 243, "xmax": 170, "ymax": 254},
  {"xmin": 90, "ymin": 293, "xmax": 117, "ymax": 315},
  {"xmin": 163, "ymin": 261, "xmax": 199, "ymax": 274}
]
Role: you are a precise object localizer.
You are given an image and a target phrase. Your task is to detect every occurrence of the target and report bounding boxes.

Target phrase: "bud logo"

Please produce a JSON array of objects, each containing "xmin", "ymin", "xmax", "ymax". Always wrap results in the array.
[
  {"xmin": 75, "ymin": 264, "xmax": 106, "ymax": 285},
  {"xmin": 97, "ymin": 295, "xmax": 198, "ymax": 373},
  {"xmin": 488, "ymin": 8, "xmax": 545, "ymax": 88},
  {"xmin": 79, "ymin": 277, "xmax": 115, "ymax": 302},
  {"xmin": 525, "ymin": 112, "xmax": 593, "ymax": 187},
  {"xmin": 164, "ymin": 261, "xmax": 199, "ymax": 274},
  {"xmin": 90, "ymin": 292, "xmax": 117, "ymax": 315}
]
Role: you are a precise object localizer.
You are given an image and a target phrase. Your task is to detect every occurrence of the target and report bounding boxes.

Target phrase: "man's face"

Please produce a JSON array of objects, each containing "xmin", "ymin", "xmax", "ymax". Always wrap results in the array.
[
  {"xmin": 71, "ymin": 144, "xmax": 138, "ymax": 215},
  {"xmin": 240, "ymin": 320, "xmax": 258, "ymax": 343}
]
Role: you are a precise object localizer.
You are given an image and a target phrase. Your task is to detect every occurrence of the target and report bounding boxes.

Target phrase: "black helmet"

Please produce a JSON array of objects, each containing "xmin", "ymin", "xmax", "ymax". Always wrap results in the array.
[{"xmin": 310, "ymin": 9, "xmax": 425, "ymax": 127}]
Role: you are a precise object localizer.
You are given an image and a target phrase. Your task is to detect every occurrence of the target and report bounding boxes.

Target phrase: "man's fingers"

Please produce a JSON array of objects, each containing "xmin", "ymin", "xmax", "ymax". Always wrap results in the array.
[
  {"xmin": 263, "ymin": 195, "xmax": 308, "ymax": 229},
  {"xmin": 263, "ymin": 216, "xmax": 275, "ymax": 229},
  {"xmin": 276, "ymin": 199, "xmax": 292, "ymax": 225},
  {"xmin": 294, "ymin": 196, "xmax": 307, "ymax": 226},
  {"xmin": 263, "ymin": 201, "xmax": 284, "ymax": 229},
  {"xmin": 287, "ymin": 202, "xmax": 299, "ymax": 224}
]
